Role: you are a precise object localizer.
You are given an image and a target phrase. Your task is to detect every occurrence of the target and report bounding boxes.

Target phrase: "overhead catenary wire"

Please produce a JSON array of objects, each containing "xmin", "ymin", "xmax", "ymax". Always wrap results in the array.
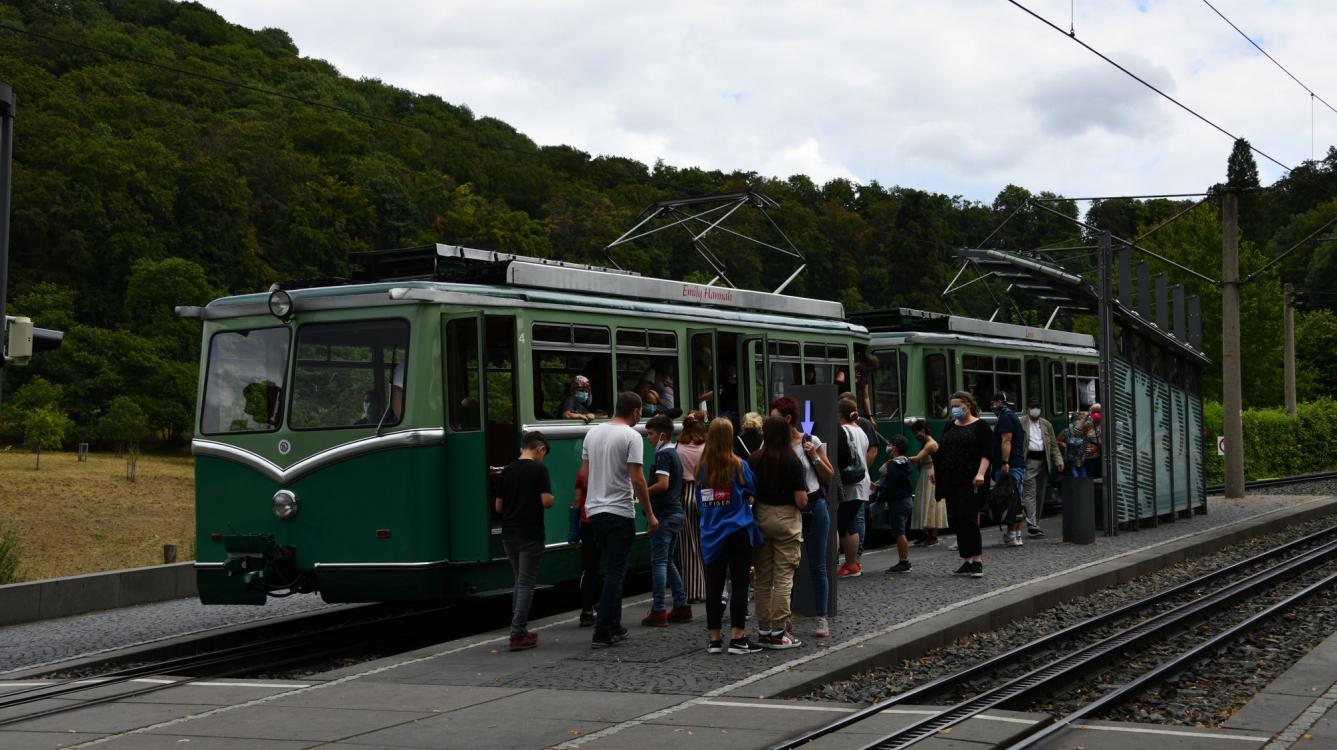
[
  {"xmin": 1003, "ymin": 0, "xmax": 1292, "ymax": 172},
  {"xmin": 1199, "ymin": 0, "xmax": 1337, "ymax": 118}
]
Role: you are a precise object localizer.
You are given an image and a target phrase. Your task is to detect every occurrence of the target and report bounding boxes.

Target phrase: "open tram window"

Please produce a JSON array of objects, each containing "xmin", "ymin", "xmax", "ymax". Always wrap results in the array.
[
  {"xmin": 531, "ymin": 323, "xmax": 611, "ymax": 421},
  {"xmin": 924, "ymin": 352, "xmax": 949, "ymax": 419},
  {"xmin": 1074, "ymin": 363, "xmax": 1099, "ymax": 410},
  {"xmin": 803, "ymin": 343, "xmax": 850, "ymax": 390},
  {"xmin": 201, "ymin": 327, "xmax": 290, "ymax": 435},
  {"xmin": 1051, "ymin": 361, "xmax": 1067, "ymax": 414},
  {"xmin": 617, "ymin": 327, "xmax": 678, "ymax": 416},
  {"xmin": 289, "ymin": 319, "xmax": 409, "ymax": 430},
  {"xmin": 872, "ymin": 348, "xmax": 903, "ymax": 421},
  {"xmin": 690, "ymin": 333, "xmax": 715, "ymax": 416}
]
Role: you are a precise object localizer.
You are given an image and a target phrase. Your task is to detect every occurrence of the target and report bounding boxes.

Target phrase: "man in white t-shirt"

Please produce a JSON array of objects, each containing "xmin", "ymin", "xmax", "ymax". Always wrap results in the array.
[
  {"xmin": 837, "ymin": 398, "xmax": 870, "ymax": 577},
  {"xmin": 582, "ymin": 391, "xmax": 657, "ymax": 648}
]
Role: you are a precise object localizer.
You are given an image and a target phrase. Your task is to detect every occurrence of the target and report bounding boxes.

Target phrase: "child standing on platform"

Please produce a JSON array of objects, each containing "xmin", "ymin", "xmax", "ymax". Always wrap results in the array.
[
  {"xmin": 495, "ymin": 431, "xmax": 554, "ymax": 651},
  {"xmin": 642, "ymin": 414, "xmax": 693, "ymax": 626},
  {"xmin": 880, "ymin": 435, "xmax": 915, "ymax": 574}
]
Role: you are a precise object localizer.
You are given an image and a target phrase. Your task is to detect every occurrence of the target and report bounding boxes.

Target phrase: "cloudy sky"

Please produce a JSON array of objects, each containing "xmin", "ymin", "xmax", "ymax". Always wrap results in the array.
[{"xmin": 201, "ymin": 0, "xmax": 1337, "ymax": 203}]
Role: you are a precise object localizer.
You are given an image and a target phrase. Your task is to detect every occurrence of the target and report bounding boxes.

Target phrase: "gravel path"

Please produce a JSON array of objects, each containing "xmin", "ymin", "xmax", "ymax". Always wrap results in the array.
[{"xmin": 811, "ymin": 511, "xmax": 1337, "ymax": 707}]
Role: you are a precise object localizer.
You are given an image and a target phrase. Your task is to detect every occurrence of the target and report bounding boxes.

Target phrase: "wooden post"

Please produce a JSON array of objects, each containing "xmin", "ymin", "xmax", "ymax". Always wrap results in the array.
[
  {"xmin": 1222, "ymin": 191, "xmax": 1246, "ymax": 498},
  {"xmin": 1284, "ymin": 283, "xmax": 1297, "ymax": 417}
]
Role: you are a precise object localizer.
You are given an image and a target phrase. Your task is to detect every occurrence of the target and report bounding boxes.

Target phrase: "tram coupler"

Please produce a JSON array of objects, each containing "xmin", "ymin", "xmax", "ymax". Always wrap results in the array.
[{"xmin": 222, "ymin": 533, "xmax": 280, "ymax": 586}]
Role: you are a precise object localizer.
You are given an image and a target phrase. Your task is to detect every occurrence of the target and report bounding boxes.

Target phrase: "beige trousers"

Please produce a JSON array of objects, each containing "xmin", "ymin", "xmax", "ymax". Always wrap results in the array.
[{"xmin": 752, "ymin": 503, "xmax": 804, "ymax": 632}]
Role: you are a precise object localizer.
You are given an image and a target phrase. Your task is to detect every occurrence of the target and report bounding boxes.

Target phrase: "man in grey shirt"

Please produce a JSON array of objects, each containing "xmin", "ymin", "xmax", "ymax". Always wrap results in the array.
[{"xmin": 583, "ymin": 391, "xmax": 658, "ymax": 648}]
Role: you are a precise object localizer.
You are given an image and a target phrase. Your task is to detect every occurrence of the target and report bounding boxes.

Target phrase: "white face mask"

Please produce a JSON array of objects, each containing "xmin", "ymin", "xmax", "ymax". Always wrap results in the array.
[{"xmin": 1029, "ymin": 408, "xmax": 1041, "ymax": 418}]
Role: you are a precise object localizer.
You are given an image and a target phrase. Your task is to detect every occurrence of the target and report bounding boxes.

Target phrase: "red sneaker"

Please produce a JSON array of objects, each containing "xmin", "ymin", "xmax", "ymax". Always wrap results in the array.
[
  {"xmin": 509, "ymin": 631, "xmax": 538, "ymax": 651},
  {"xmin": 668, "ymin": 605, "xmax": 694, "ymax": 623},
  {"xmin": 641, "ymin": 609, "xmax": 670, "ymax": 627}
]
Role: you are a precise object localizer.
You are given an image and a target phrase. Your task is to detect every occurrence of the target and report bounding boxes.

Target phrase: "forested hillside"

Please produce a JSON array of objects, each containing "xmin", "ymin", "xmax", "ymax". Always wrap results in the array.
[{"xmin": 2, "ymin": 0, "xmax": 1337, "ymax": 448}]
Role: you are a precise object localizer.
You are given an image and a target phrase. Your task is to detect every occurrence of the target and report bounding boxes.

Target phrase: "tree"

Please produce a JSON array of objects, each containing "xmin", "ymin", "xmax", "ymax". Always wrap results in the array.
[
  {"xmin": 1227, "ymin": 138, "xmax": 1261, "ymax": 190},
  {"xmin": 23, "ymin": 406, "xmax": 72, "ymax": 470},
  {"xmin": 97, "ymin": 396, "xmax": 151, "ymax": 454}
]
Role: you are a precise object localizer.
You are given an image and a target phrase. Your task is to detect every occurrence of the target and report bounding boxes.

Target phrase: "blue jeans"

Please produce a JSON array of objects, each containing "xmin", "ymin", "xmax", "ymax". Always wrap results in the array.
[
  {"xmin": 856, "ymin": 500, "xmax": 867, "ymax": 556},
  {"xmin": 590, "ymin": 512, "xmax": 635, "ymax": 638},
  {"xmin": 503, "ymin": 538, "xmax": 545, "ymax": 637},
  {"xmin": 801, "ymin": 496, "xmax": 830, "ymax": 616},
  {"xmin": 650, "ymin": 512, "xmax": 688, "ymax": 612}
]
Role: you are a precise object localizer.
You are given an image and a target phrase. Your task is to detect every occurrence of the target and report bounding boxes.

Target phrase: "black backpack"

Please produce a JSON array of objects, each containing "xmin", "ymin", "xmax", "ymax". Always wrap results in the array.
[
  {"xmin": 988, "ymin": 473, "xmax": 1023, "ymax": 526},
  {"xmin": 837, "ymin": 425, "xmax": 867, "ymax": 485}
]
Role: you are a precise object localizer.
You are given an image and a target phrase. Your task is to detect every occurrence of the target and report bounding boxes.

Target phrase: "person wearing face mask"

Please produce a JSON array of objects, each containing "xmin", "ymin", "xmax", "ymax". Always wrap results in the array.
[
  {"xmin": 936, "ymin": 391, "xmax": 993, "ymax": 578},
  {"xmin": 561, "ymin": 375, "xmax": 599, "ymax": 423},
  {"xmin": 1058, "ymin": 413, "xmax": 1089, "ymax": 478},
  {"xmin": 356, "ymin": 390, "xmax": 385, "ymax": 425},
  {"xmin": 1018, "ymin": 397, "xmax": 1064, "ymax": 541},
  {"xmin": 641, "ymin": 414, "xmax": 692, "ymax": 627},
  {"xmin": 1084, "ymin": 405, "xmax": 1104, "ymax": 479},
  {"xmin": 639, "ymin": 358, "xmax": 678, "ymax": 415}
]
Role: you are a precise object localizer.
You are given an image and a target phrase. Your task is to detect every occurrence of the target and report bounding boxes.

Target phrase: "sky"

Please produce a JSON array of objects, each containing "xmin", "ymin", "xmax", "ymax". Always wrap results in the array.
[{"xmin": 199, "ymin": 0, "xmax": 1337, "ymax": 204}]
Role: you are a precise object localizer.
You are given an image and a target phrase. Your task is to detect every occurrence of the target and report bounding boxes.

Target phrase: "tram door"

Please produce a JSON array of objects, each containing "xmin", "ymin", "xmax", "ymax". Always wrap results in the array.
[
  {"xmin": 740, "ymin": 335, "xmax": 768, "ymax": 417},
  {"xmin": 442, "ymin": 311, "xmax": 488, "ymax": 562},
  {"xmin": 689, "ymin": 329, "xmax": 719, "ymax": 419}
]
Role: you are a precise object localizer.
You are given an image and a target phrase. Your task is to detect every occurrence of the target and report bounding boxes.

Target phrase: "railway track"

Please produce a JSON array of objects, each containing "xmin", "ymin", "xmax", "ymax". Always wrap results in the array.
[
  {"xmin": 1206, "ymin": 468, "xmax": 1337, "ymax": 495},
  {"xmin": 772, "ymin": 522, "xmax": 1337, "ymax": 750}
]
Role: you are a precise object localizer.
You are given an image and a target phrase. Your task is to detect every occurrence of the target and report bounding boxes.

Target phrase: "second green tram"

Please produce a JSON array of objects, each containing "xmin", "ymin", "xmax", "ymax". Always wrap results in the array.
[{"xmin": 183, "ymin": 246, "xmax": 868, "ymax": 605}]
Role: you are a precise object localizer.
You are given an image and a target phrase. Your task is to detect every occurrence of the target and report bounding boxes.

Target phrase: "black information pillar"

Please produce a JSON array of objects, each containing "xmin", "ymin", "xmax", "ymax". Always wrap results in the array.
[{"xmin": 787, "ymin": 384, "xmax": 840, "ymax": 617}]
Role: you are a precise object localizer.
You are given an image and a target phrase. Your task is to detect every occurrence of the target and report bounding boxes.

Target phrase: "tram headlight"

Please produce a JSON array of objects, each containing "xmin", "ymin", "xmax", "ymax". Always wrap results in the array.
[
  {"xmin": 268, "ymin": 289, "xmax": 294, "ymax": 321},
  {"xmin": 272, "ymin": 489, "xmax": 299, "ymax": 521}
]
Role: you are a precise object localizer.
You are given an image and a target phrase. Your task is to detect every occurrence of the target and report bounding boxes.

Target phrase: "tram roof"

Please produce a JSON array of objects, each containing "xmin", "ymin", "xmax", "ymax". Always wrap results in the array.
[
  {"xmin": 869, "ymin": 330, "xmax": 1098, "ymax": 357},
  {"xmin": 185, "ymin": 280, "xmax": 869, "ymax": 336},
  {"xmin": 852, "ymin": 307, "xmax": 1095, "ymax": 348}
]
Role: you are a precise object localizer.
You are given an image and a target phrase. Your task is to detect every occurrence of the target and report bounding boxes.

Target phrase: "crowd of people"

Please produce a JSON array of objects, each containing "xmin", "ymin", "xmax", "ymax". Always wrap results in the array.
[{"xmin": 492, "ymin": 384, "xmax": 1105, "ymax": 654}]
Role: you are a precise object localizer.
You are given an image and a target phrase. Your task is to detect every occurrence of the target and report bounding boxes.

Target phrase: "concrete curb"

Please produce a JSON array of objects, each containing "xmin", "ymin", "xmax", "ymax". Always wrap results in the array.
[
  {"xmin": 0, "ymin": 561, "xmax": 197, "ymax": 627},
  {"xmin": 735, "ymin": 497, "xmax": 1337, "ymax": 699}
]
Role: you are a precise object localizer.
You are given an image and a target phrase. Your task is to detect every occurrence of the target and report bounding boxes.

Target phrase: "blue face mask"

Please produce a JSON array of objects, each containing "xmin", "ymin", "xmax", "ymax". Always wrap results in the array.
[
  {"xmin": 362, "ymin": 400, "xmax": 371, "ymax": 416},
  {"xmin": 644, "ymin": 404, "xmax": 658, "ymax": 416},
  {"xmin": 574, "ymin": 390, "xmax": 591, "ymax": 404},
  {"xmin": 951, "ymin": 406, "xmax": 966, "ymax": 420}
]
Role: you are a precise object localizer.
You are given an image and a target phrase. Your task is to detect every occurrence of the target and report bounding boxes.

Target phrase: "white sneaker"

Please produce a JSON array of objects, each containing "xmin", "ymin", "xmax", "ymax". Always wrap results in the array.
[
  {"xmin": 813, "ymin": 616, "xmax": 830, "ymax": 638},
  {"xmin": 1008, "ymin": 535, "xmax": 1024, "ymax": 547},
  {"xmin": 949, "ymin": 540, "xmax": 959, "ymax": 551}
]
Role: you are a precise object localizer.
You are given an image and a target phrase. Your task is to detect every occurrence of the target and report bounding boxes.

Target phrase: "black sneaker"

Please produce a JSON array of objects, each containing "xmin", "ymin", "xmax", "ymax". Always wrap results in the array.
[
  {"xmin": 886, "ymin": 560, "xmax": 912, "ymax": 574},
  {"xmin": 728, "ymin": 637, "xmax": 765, "ymax": 654},
  {"xmin": 707, "ymin": 639, "xmax": 724, "ymax": 654},
  {"xmin": 591, "ymin": 630, "xmax": 627, "ymax": 649},
  {"xmin": 968, "ymin": 561, "xmax": 984, "ymax": 578},
  {"xmin": 1027, "ymin": 526, "xmax": 1046, "ymax": 538},
  {"xmin": 954, "ymin": 562, "xmax": 973, "ymax": 576},
  {"xmin": 612, "ymin": 625, "xmax": 628, "ymax": 639},
  {"xmin": 579, "ymin": 610, "xmax": 596, "ymax": 627}
]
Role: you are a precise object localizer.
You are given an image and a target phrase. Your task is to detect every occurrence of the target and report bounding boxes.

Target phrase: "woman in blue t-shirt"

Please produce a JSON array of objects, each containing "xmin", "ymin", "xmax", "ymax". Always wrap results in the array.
[{"xmin": 697, "ymin": 418, "xmax": 764, "ymax": 655}]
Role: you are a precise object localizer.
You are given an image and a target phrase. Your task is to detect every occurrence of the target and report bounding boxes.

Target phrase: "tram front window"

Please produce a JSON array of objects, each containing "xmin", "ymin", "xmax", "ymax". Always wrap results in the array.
[
  {"xmin": 289, "ymin": 319, "xmax": 410, "ymax": 430},
  {"xmin": 201, "ymin": 327, "xmax": 290, "ymax": 434}
]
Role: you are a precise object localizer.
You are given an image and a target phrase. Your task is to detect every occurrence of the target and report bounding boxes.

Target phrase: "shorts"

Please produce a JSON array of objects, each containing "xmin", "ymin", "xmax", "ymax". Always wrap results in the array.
[
  {"xmin": 837, "ymin": 499, "xmax": 864, "ymax": 536},
  {"xmin": 886, "ymin": 496, "xmax": 914, "ymax": 538}
]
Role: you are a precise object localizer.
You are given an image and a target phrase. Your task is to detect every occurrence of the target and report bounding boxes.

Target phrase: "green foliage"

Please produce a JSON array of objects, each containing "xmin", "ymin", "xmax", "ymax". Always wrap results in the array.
[
  {"xmin": 0, "ymin": 522, "xmax": 20, "ymax": 585},
  {"xmin": 97, "ymin": 396, "xmax": 151, "ymax": 449},
  {"xmin": 1202, "ymin": 399, "xmax": 1337, "ymax": 484},
  {"xmin": 24, "ymin": 405, "xmax": 73, "ymax": 468}
]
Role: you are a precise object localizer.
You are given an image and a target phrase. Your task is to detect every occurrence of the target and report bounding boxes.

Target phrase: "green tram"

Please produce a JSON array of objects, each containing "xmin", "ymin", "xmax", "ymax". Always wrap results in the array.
[
  {"xmin": 181, "ymin": 246, "xmax": 867, "ymax": 605},
  {"xmin": 855, "ymin": 309, "xmax": 1100, "ymax": 517}
]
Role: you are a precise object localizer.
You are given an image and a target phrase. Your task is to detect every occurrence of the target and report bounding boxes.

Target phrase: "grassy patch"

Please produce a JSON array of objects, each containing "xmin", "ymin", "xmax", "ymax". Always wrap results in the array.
[{"xmin": 0, "ymin": 451, "xmax": 193, "ymax": 580}]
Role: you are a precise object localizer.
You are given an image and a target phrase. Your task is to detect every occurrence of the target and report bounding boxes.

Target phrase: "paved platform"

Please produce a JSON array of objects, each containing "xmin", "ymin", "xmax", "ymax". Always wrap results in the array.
[{"xmin": 0, "ymin": 494, "xmax": 1333, "ymax": 750}]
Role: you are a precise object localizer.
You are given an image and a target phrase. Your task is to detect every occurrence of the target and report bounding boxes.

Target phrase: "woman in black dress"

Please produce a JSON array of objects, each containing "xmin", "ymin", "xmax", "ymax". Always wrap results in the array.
[{"xmin": 935, "ymin": 391, "xmax": 992, "ymax": 578}]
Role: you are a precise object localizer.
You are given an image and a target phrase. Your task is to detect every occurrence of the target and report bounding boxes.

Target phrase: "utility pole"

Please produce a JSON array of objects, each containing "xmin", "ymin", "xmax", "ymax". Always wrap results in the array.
[
  {"xmin": 1222, "ymin": 191, "xmax": 1246, "ymax": 498},
  {"xmin": 1284, "ymin": 283, "xmax": 1297, "ymax": 417},
  {"xmin": 0, "ymin": 82, "xmax": 13, "ymax": 416}
]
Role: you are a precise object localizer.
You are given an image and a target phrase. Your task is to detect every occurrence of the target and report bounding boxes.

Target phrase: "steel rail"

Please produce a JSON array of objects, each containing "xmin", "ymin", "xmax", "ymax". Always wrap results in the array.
[
  {"xmin": 769, "ymin": 522, "xmax": 1337, "ymax": 749},
  {"xmin": 849, "ymin": 538, "xmax": 1337, "ymax": 750},
  {"xmin": 1007, "ymin": 567, "xmax": 1337, "ymax": 748},
  {"xmin": 1206, "ymin": 469, "xmax": 1337, "ymax": 495},
  {"xmin": 0, "ymin": 604, "xmax": 453, "ymax": 727}
]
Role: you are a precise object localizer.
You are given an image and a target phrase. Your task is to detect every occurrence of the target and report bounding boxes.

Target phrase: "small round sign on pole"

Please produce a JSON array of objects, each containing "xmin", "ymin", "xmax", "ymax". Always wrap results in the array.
[{"xmin": 1217, "ymin": 436, "xmax": 1226, "ymax": 457}]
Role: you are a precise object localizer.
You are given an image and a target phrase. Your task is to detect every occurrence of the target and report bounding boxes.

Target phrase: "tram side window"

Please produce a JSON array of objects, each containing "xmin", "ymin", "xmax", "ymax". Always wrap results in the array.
[
  {"xmin": 532, "ymin": 323, "xmax": 611, "ymax": 420},
  {"xmin": 872, "ymin": 348, "xmax": 902, "ymax": 421},
  {"xmin": 445, "ymin": 318, "xmax": 481, "ymax": 431},
  {"xmin": 1025, "ymin": 358, "xmax": 1042, "ymax": 411},
  {"xmin": 617, "ymin": 328, "xmax": 678, "ymax": 415},
  {"xmin": 769, "ymin": 340, "xmax": 801, "ymax": 400},
  {"xmin": 289, "ymin": 319, "xmax": 410, "ymax": 430},
  {"xmin": 690, "ymin": 333, "xmax": 715, "ymax": 415},
  {"xmin": 1074, "ymin": 363, "xmax": 1099, "ymax": 410},
  {"xmin": 201, "ymin": 327, "xmax": 291, "ymax": 434},
  {"xmin": 1050, "ymin": 362, "xmax": 1066, "ymax": 414},
  {"xmin": 803, "ymin": 343, "xmax": 848, "ymax": 387},
  {"xmin": 924, "ymin": 352, "xmax": 949, "ymax": 419},
  {"xmin": 963, "ymin": 353, "xmax": 1022, "ymax": 408}
]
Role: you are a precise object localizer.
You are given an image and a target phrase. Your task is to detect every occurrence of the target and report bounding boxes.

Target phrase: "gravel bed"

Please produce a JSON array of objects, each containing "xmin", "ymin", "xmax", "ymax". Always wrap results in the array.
[
  {"xmin": 1090, "ymin": 586, "xmax": 1337, "ymax": 726},
  {"xmin": 810, "ymin": 513, "xmax": 1337, "ymax": 705}
]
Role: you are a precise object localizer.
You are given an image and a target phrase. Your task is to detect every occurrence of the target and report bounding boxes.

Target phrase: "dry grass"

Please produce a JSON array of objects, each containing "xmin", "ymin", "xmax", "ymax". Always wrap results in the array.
[{"xmin": 0, "ymin": 450, "xmax": 194, "ymax": 581}]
